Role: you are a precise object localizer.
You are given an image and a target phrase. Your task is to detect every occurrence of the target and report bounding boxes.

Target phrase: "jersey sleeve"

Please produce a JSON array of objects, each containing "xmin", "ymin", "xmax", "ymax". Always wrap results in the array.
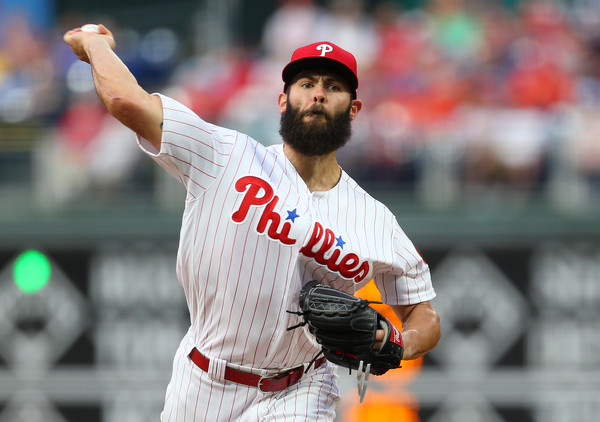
[
  {"xmin": 137, "ymin": 94, "xmax": 235, "ymax": 199},
  {"xmin": 373, "ymin": 220, "xmax": 436, "ymax": 306}
]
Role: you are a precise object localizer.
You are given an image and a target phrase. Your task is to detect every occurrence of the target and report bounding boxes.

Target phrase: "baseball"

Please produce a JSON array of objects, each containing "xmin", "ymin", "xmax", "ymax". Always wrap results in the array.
[{"xmin": 80, "ymin": 24, "xmax": 99, "ymax": 33}]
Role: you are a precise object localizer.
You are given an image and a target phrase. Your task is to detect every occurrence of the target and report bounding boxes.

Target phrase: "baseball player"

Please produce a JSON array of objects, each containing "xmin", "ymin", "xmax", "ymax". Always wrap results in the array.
[{"xmin": 64, "ymin": 24, "xmax": 441, "ymax": 421}]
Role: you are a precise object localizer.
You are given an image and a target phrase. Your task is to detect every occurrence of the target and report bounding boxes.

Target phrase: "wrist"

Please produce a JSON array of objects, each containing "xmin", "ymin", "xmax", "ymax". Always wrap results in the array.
[
  {"xmin": 399, "ymin": 329, "xmax": 416, "ymax": 360},
  {"xmin": 84, "ymin": 35, "xmax": 115, "ymax": 56}
]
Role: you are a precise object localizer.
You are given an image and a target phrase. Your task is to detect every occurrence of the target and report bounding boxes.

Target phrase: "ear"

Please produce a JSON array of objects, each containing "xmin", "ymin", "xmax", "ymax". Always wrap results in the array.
[
  {"xmin": 349, "ymin": 99, "xmax": 362, "ymax": 121},
  {"xmin": 278, "ymin": 92, "xmax": 288, "ymax": 114}
]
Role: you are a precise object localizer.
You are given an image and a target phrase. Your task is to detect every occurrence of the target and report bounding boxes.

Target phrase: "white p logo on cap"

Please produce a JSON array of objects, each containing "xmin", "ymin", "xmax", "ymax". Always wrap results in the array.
[{"xmin": 316, "ymin": 44, "xmax": 334, "ymax": 57}]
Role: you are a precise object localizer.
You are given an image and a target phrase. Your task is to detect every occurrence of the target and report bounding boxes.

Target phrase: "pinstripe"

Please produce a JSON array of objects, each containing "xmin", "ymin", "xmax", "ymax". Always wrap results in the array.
[
  {"xmin": 162, "ymin": 136, "xmax": 226, "ymax": 162},
  {"xmin": 207, "ymin": 188, "xmax": 244, "ymax": 353},
  {"xmin": 266, "ymin": 252, "xmax": 309, "ymax": 367},
  {"xmin": 203, "ymin": 161, "xmax": 246, "ymax": 354},
  {"xmin": 191, "ymin": 370, "xmax": 202, "ymax": 422},
  {"xmin": 164, "ymin": 118, "xmax": 211, "ymax": 136},
  {"xmin": 181, "ymin": 359, "xmax": 194, "ymax": 422},
  {"xmin": 240, "ymin": 239, "xmax": 271, "ymax": 357},
  {"xmin": 195, "ymin": 184, "xmax": 220, "ymax": 332},
  {"xmin": 210, "ymin": 222, "xmax": 242, "ymax": 356},
  {"xmin": 372, "ymin": 201, "xmax": 381, "ymax": 261},
  {"xmin": 200, "ymin": 134, "xmax": 247, "ymax": 348},
  {"xmin": 216, "ymin": 181, "xmax": 259, "ymax": 358},
  {"xmin": 216, "ymin": 381, "xmax": 235, "ymax": 421},
  {"xmin": 163, "ymin": 105, "xmax": 204, "ymax": 120},
  {"xmin": 251, "ymin": 245, "xmax": 279, "ymax": 363},
  {"xmin": 162, "ymin": 140, "xmax": 224, "ymax": 169},
  {"xmin": 203, "ymin": 372, "xmax": 216, "ymax": 420},
  {"xmin": 165, "ymin": 348, "xmax": 184, "ymax": 422},
  {"xmin": 229, "ymin": 234, "xmax": 261, "ymax": 359}
]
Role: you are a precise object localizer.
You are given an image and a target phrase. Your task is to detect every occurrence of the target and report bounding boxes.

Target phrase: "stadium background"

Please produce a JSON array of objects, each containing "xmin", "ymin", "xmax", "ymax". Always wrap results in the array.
[{"xmin": 1, "ymin": 0, "xmax": 599, "ymax": 421}]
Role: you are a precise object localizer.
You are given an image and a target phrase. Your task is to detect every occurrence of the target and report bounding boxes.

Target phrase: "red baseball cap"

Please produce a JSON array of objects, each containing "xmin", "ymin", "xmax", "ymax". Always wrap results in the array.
[{"xmin": 282, "ymin": 41, "xmax": 358, "ymax": 95}]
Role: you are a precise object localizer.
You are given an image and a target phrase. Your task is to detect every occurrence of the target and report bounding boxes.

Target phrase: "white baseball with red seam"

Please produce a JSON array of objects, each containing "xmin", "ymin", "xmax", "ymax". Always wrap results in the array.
[{"xmin": 80, "ymin": 24, "xmax": 99, "ymax": 33}]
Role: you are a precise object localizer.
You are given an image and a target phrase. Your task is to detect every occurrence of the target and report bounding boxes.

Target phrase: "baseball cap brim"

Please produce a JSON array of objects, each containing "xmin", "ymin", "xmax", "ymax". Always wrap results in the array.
[{"xmin": 282, "ymin": 56, "xmax": 358, "ymax": 93}]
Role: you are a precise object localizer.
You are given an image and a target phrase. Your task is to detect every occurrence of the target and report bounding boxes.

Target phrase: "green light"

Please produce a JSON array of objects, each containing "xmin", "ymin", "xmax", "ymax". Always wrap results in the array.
[{"xmin": 13, "ymin": 250, "xmax": 52, "ymax": 294}]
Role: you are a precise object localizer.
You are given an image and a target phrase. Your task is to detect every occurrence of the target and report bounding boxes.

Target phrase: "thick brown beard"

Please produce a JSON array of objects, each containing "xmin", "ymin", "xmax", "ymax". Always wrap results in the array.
[{"xmin": 279, "ymin": 101, "xmax": 353, "ymax": 156}]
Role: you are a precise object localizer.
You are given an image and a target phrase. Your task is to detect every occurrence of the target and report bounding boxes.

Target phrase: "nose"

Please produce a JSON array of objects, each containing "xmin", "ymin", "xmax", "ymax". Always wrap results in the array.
[{"xmin": 313, "ymin": 84, "xmax": 326, "ymax": 103}]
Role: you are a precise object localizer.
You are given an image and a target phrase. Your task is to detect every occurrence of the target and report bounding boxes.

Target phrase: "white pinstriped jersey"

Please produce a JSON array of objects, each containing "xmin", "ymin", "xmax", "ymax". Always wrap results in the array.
[{"xmin": 138, "ymin": 94, "xmax": 436, "ymax": 372}]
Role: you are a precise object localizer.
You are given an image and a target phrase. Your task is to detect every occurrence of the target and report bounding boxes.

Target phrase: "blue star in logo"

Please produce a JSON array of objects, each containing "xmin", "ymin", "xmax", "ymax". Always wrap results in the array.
[
  {"xmin": 286, "ymin": 209, "xmax": 299, "ymax": 223},
  {"xmin": 336, "ymin": 235, "xmax": 346, "ymax": 249}
]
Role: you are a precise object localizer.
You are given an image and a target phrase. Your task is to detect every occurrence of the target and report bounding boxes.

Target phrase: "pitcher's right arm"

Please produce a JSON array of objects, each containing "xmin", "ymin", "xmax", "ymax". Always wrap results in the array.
[{"xmin": 63, "ymin": 24, "xmax": 163, "ymax": 150}]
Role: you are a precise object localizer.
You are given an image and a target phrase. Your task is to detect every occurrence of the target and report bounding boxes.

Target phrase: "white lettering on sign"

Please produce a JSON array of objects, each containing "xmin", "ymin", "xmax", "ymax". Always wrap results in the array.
[
  {"xmin": 95, "ymin": 318, "xmax": 187, "ymax": 367},
  {"xmin": 528, "ymin": 319, "xmax": 600, "ymax": 366},
  {"xmin": 532, "ymin": 243, "xmax": 600, "ymax": 313},
  {"xmin": 90, "ymin": 249, "xmax": 185, "ymax": 309}
]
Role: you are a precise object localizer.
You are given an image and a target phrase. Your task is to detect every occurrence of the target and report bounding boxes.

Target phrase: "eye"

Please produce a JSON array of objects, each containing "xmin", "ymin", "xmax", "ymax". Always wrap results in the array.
[
  {"xmin": 327, "ymin": 84, "xmax": 341, "ymax": 91},
  {"xmin": 301, "ymin": 82, "xmax": 314, "ymax": 89}
]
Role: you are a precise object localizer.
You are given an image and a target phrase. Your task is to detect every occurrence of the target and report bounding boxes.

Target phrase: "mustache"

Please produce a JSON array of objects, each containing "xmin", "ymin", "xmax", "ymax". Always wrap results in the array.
[{"xmin": 300, "ymin": 104, "xmax": 329, "ymax": 119}]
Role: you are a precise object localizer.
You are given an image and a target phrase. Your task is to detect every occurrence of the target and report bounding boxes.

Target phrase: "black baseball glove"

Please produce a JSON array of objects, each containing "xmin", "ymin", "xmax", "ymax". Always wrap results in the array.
[{"xmin": 292, "ymin": 280, "xmax": 404, "ymax": 376}]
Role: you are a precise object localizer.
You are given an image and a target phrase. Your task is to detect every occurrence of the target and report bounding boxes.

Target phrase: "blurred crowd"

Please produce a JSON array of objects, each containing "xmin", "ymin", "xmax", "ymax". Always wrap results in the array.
[{"xmin": 2, "ymin": 0, "xmax": 600, "ymax": 210}]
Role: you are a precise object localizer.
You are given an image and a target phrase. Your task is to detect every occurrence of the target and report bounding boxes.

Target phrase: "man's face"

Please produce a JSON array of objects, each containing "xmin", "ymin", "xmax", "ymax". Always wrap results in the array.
[
  {"xmin": 279, "ymin": 97, "xmax": 353, "ymax": 156},
  {"xmin": 278, "ymin": 70, "xmax": 362, "ymax": 156}
]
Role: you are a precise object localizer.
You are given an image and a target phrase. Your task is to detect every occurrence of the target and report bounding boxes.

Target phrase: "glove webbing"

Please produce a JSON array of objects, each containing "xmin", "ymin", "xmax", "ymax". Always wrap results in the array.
[
  {"xmin": 285, "ymin": 310, "xmax": 323, "ymax": 374},
  {"xmin": 285, "ymin": 310, "xmax": 307, "ymax": 332}
]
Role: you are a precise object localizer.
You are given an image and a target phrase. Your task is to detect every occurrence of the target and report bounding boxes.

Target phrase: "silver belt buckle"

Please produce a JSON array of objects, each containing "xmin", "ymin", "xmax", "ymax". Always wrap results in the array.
[{"xmin": 257, "ymin": 372, "xmax": 280, "ymax": 392}]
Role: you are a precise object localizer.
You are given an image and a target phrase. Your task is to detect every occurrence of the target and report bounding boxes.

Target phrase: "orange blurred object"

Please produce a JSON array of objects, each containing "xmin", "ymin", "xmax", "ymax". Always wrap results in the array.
[
  {"xmin": 343, "ymin": 391, "xmax": 421, "ymax": 422},
  {"xmin": 345, "ymin": 281, "xmax": 423, "ymax": 422},
  {"xmin": 355, "ymin": 280, "xmax": 424, "ymax": 385}
]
